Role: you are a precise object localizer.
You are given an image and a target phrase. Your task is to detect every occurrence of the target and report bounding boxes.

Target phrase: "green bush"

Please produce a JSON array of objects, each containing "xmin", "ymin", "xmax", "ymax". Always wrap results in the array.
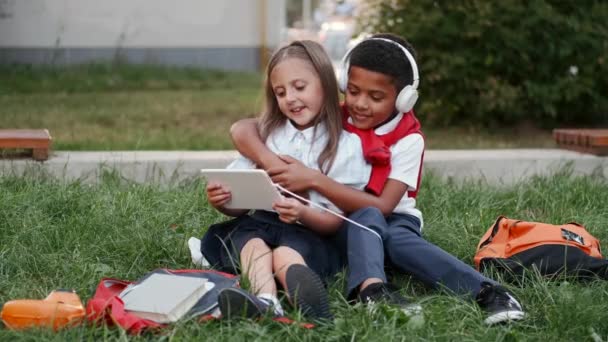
[{"xmin": 358, "ymin": 0, "xmax": 608, "ymax": 128}]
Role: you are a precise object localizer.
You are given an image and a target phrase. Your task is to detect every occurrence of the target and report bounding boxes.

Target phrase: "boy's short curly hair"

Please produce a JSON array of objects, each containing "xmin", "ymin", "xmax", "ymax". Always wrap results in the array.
[{"xmin": 348, "ymin": 33, "xmax": 417, "ymax": 92}]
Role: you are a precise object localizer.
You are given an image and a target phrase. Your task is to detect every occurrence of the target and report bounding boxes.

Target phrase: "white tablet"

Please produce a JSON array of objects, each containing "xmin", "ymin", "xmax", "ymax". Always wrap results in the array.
[{"xmin": 200, "ymin": 169, "xmax": 282, "ymax": 211}]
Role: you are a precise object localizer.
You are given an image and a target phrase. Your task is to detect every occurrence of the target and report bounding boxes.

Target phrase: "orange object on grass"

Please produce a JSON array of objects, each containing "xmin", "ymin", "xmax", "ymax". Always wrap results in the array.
[
  {"xmin": 1, "ymin": 289, "xmax": 85, "ymax": 331},
  {"xmin": 474, "ymin": 216, "xmax": 603, "ymax": 270}
]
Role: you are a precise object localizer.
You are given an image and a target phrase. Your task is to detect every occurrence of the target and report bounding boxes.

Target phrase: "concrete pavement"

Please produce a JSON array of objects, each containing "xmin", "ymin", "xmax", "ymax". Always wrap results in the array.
[{"xmin": 1, "ymin": 149, "xmax": 606, "ymax": 185}]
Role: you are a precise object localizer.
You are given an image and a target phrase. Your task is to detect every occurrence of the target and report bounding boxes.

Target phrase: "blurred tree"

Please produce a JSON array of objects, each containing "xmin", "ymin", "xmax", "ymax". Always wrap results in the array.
[{"xmin": 357, "ymin": 0, "xmax": 608, "ymax": 128}]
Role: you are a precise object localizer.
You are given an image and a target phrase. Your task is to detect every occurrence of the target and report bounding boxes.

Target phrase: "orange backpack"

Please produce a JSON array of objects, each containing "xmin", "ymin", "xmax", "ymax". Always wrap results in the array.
[{"xmin": 474, "ymin": 216, "xmax": 607, "ymax": 280}]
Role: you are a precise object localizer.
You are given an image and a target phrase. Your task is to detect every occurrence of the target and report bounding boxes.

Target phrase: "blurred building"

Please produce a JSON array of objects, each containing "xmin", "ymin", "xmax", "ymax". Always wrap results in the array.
[{"xmin": 0, "ymin": 0, "xmax": 286, "ymax": 71}]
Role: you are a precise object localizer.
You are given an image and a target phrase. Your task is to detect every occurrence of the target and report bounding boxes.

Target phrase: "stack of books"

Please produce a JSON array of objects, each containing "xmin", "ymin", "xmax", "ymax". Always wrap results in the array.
[{"xmin": 119, "ymin": 273, "xmax": 215, "ymax": 323}]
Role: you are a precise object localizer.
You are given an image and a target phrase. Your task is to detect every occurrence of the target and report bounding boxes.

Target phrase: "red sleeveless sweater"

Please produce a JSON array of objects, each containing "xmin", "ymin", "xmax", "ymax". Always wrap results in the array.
[{"xmin": 342, "ymin": 106, "xmax": 424, "ymax": 197}]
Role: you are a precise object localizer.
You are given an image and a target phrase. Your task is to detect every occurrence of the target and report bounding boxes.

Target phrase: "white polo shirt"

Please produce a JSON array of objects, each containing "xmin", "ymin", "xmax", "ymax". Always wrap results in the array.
[
  {"xmin": 228, "ymin": 120, "xmax": 371, "ymax": 213},
  {"xmin": 348, "ymin": 113, "xmax": 425, "ymax": 224}
]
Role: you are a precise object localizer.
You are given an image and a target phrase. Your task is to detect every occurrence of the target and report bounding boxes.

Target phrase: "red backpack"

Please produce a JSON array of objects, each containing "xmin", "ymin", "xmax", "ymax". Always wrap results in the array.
[
  {"xmin": 86, "ymin": 269, "xmax": 238, "ymax": 334},
  {"xmin": 474, "ymin": 216, "xmax": 608, "ymax": 281}
]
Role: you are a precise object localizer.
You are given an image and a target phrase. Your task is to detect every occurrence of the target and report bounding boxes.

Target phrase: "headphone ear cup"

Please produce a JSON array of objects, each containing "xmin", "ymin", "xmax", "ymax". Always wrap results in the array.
[
  {"xmin": 338, "ymin": 64, "xmax": 348, "ymax": 93},
  {"xmin": 395, "ymin": 86, "xmax": 419, "ymax": 113}
]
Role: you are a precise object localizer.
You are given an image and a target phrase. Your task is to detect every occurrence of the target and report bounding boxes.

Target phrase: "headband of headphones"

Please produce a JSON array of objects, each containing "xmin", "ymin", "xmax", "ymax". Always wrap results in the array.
[{"xmin": 339, "ymin": 37, "xmax": 419, "ymax": 91}]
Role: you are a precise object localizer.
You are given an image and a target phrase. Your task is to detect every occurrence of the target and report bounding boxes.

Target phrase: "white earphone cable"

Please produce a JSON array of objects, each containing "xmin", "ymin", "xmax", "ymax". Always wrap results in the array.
[{"xmin": 274, "ymin": 184, "xmax": 383, "ymax": 242}]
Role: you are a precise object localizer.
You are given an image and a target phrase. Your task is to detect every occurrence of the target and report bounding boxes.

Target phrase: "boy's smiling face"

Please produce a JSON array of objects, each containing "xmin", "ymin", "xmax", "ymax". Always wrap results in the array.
[{"xmin": 344, "ymin": 66, "xmax": 398, "ymax": 130}]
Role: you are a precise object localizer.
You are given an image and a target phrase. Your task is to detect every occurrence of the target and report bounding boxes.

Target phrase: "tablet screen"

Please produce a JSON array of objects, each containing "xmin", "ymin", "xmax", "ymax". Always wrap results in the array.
[{"xmin": 201, "ymin": 169, "xmax": 282, "ymax": 211}]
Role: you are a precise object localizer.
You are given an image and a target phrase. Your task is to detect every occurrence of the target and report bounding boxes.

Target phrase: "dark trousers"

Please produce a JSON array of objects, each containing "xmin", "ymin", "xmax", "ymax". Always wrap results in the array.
[{"xmin": 344, "ymin": 207, "xmax": 495, "ymax": 299}]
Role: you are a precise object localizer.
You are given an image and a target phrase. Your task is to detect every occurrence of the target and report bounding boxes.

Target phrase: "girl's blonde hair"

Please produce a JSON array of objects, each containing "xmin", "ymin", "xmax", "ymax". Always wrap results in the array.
[{"xmin": 259, "ymin": 40, "xmax": 342, "ymax": 174}]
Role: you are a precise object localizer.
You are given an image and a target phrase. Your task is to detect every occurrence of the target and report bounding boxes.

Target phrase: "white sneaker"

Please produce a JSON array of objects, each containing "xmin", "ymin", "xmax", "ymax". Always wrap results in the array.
[{"xmin": 188, "ymin": 237, "xmax": 210, "ymax": 267}]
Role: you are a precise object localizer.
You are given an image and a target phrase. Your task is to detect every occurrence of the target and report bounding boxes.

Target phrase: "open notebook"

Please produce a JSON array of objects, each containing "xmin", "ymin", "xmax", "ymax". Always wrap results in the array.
[{"xmin": 119, "ymin": 273, "xmax": 215, "ymax": 323}]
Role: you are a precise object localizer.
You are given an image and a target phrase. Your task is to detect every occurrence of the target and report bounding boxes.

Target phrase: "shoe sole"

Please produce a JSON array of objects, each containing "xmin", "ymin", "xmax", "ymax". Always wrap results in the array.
[
  {"xmin": 402, "ymin": 303, "xmax": 423, "ymax": 317},
  {"xmin": 218, "ymin": 288, "xmax": 264, "ymax": 319},
  {"xmin": 285, "ymin": 264, "xmax": 333, "ymax": 320},
  {"xmin": 484, "ymin": 309, "xmax": 526, "ymax": 325}
]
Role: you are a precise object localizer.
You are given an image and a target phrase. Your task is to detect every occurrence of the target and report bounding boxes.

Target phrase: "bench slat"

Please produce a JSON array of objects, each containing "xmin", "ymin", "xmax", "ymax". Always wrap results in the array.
[
  {"xmin": 553, "ymin": 128, "xmax": 608, "ymax": 156},
  {"xmin": 0, "ymin": 129, "xmax": 52, "ymax": 161}
]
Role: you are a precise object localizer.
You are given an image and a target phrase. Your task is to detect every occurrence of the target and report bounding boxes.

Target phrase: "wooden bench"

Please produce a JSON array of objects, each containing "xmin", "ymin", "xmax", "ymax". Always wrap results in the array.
[
  {"xmin": 553, "ymin": 129, "xmax": 608, "ymax": 156},
  {"xmin": 0, "ymin": 129, "xmax": 53, "ymax": 161}
]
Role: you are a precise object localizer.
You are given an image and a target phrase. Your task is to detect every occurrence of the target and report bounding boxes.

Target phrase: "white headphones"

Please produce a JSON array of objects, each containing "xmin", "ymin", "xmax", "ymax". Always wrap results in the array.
[{"xmin": 338, "ymin": 37, "xmax": 420, "ymax": 113}]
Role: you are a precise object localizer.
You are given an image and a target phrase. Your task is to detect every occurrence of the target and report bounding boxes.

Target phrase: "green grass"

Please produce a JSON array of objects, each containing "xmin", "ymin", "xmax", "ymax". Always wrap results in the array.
[
  {"xmin": 0, "ymin": 64, "xmax": 263, "ymax": 94},
  {"xmin": 0, "ymin": 64, "xmax": 556, "ymax": 150},
  {"xmin": 1, "ymin": 170, "xmax": 607, "ymax": 340},
  {"xmin": 0, "ymin": 64, "xmax": 263, "ymax": 151}
]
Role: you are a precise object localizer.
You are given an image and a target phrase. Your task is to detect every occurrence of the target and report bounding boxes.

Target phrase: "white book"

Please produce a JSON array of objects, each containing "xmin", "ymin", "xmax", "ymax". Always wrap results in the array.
[{"xmin": 119, "ymin": 273, "xmax": 214, "ymax": 323}]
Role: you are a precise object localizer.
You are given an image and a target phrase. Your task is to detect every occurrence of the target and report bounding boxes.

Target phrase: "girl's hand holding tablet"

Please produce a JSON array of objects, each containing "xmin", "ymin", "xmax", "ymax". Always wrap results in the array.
[
  {"xmin": 272, "ymin": 197, "xmax": 305, "ymax": 224},
  {"xmin": 206, "ymin": 181, "xmax": 232, "ymax": 209}
]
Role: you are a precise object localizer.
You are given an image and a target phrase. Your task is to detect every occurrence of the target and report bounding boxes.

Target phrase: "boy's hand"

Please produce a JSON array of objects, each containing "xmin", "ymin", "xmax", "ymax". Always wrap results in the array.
[
  {"xmin": 206, "ymin": 181, "xmax": 232, "ymax": 209},
  {"xmin": 268, "ymin": 155, "xmax": 320, "ymax": 192},
  {"xmin": 273, "ymin": 197, "xmax": 305, "ymax": 224}
]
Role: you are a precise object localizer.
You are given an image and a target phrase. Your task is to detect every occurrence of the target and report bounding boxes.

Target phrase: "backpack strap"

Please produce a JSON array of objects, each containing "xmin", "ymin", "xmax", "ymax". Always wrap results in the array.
[{"xmin": 477, "ymin": 216, "xmax": 506, "ymax": 250}]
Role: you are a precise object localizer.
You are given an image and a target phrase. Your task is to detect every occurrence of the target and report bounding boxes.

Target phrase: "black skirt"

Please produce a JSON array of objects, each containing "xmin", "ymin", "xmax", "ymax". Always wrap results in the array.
[{"xmin": 200, "ymin": 211, "xmax": 345, "ymax": 281}]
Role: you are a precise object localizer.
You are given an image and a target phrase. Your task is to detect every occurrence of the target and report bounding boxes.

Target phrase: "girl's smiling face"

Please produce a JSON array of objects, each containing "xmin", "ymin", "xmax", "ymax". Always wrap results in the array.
[{"xmin": 270, "ymin": 57, "xmax": 324, "ymax": 130}]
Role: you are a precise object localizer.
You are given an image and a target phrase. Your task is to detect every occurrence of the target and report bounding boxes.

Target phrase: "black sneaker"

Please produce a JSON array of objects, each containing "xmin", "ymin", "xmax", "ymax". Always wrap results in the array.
[
  {"xmin": 218, "ymin": 288, "xmax": 275, "ymax": 319},
  {"xmin": 476, "ymin": 282, "xmax": 525, "ymax": 325},
  {"xmin": 358, "ymin": 282, "xmax": 422, "ymax": 316},
  {"xmin": 285, "ymin": 264, "xmax": 333, "ymax": 320}
]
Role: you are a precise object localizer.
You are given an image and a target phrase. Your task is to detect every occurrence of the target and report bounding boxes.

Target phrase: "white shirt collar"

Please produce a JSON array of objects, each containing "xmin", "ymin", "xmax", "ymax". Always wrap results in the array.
[
  {"xmin": 283, "ymin": 119, "xmax": 328, "ymax": 143},
  {"xmin": 346, "ymin": 112, "xmax": 404, "ymax": 136}
]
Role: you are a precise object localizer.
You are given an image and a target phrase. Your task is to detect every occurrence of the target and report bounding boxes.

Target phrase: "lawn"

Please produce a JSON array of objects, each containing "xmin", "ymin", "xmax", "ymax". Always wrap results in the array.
[
  {"xmin": 1, "ymin": 170, "xmax": 607, "ymax": 340},
  {"xmin": 0, "ymin": 64, "xmax": 556, "ymax": 150}
]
